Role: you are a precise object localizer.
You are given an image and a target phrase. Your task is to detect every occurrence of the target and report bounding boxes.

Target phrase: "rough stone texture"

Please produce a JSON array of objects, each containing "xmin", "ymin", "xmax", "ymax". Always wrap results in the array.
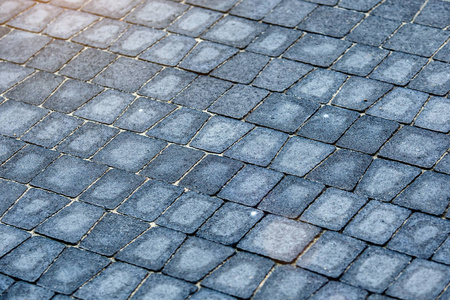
[{"xmin": 414, "ymin": 96, "xmax": 450, "ymax": 133}]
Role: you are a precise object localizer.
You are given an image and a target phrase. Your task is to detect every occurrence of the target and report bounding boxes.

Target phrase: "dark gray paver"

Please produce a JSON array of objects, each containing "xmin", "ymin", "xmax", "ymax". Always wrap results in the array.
[
  {"xmin": 93, "ymin": 132, "xmax": 166, "ymax": 172},
  {"xmin": 230, "ymin": 0, "xmax": 281, "ymax": 20},
  {"xmin": 185, "ymin": 0, "xmax": 239, "ymax": 11},
  {"xmin": 202, "ymin": 252, "xmax": 274, "ymax": 299},
  {"xmin": 7, "ymin": 3, "xmax": 62, "ymax": 32},
  {"xmin": 342, "ymin": 246, "xmax": 412, "ymax": 293},
  {"xmin": 270, "ymin": 136, "xmax": 334, "ymax": 177},
  {"xmin": 125, "ymin": 0, "xmax": 188, "ymax": 28},
  {"xmin": 190, "ymin": 289, "xmax": 237, "ymax": 300},
  {"xmin": 0, "ymin": 0, "xmax": 34, "ymax": 24},
  {"xmin": 239, "ymin": 214, "xmax": 320, "ymax": 262},
  {"xmin": 344, "ymin": 200, "xmax": 411, "ymax": 244},
  {"xmin": 0, "ymin": 224, "xmax": 29, "ymax": 258},
  {"xmin": 414, "ymin": 0, "xmax": 450, "ymax": 28},
  {"xmin": 110, "ymin": 25, "xmax": 166, "ymax": 56},
  {"xmin": 35, "ymin": 201, "xmax": 104, "ymax": 244},
  {"xmin": 347, "ymin": 16, "xmax": 401, "ymax": 47},
  {"xmin": 0, "ymin": 236, "xmax": 64, "ymax": 282},
  {"xmin": 372, "ymin": 0, "xmax": 425, "ymax": 22},
  {"xmin": 38, "ymin": 247, "xmax": 110, "ymax": 295},
  {"xmin": 31, "ymin": 155, "xmax": 107, "ymax": 197},
  {"xmin": 310, "ymin": 281, "xmax": 368, "ymax": 300},
  {"xmin": 80, "ymin": 213, "xmax": 149, "ymax": 256},
  {"xmin": 224, "ymin": 127, "xmax": 288, "ymax": 167},
  {"xmin": 433, "ymin": 237, "xmax": 449, "ymax": 265},
  {"xmin": 140, "ymin": 34, "xmax": 196, "ymax": 67},
  {"xmin": 0, "ymin": 30, "xmax": 51, "ymax": 63},
  {"xmin": 246, "ymin": 25, "xmax": 302, "ymax": 56},
  {"xmin": 332, "ymin": 44, "xmax": 389, "ymax": 76},
  {"xmin": 0, "ymin": 100, "xmax": 48, "ymax": 138},
  {"xmin": 0, "ymin": 135, "xmax": 24, "ymax": 164},
  {"xmin": 197, "ymin": 202, "xmax": 263, "ymax": 245},
  {"xmin": 338, "ymin": 0, "xmax": 381, "ymax": 11},
  {"xmin": 118, "ymin": 180, "xmax": 183, "ymax": 221},
  {"xmin": 116, "ymin": 226, "xmax": 186, "ymax": 270},
  {"xmin": 1, "ymin": 282, "xmax": 54, "ymax": 300},
  {"xmin": 409, "ymin": 61, "xmax": 450, "ymax": 96},
  {"xmin": 156, "ymin": 191, "xmax": 223, "ymax": 233},
  {"xmin": 0, "ymin": 62, "xmax": 34, "ymax": 93},
  {"xmin": 132, "ymin": 273, "xmax": 197, "ymax": 300},
  {"xmin": 27, "ymin": 40, "xmax": 83, "ymax": 73},
  {"xmin": 72, "ymin": 18, "xmax": 128, "ymax": 49},
  {"xmin": 43, "ymin": 10, "xmax": 99, "ymax": 39},
  {"xmin": 297, "ymin": 231, "xmax": 366, "ymax": 278},
  {"xmin": 163, "ymin": 237, "xmax": 234, "ymax": 282},
  {"xmin": 0, "ymin": 180, "xmax": 26, "ymax": 218},
  {"xmin": 0, "ymin": 273, "xmax": 14, "ymax": 294},
  {"xmin": 168, "ymin": 7, "xmax": 222, "ymax": 37},
  {"xmin": 263, "ymin": 0, "xmax": 317, "ymax": 27},
  {"xmin": 415, "ymin": 97, "xmax": 450, "ymax": 133},
  {"xmin": 82, "ymin": 0, "xmax": 141, "ymax": 19}
]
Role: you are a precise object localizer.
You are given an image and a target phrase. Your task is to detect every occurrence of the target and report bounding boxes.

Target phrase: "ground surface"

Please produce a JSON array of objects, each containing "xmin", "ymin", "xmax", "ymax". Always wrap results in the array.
[{"xmin": 0, "ymin": 0, "xmax": 449, "ymax": 299}]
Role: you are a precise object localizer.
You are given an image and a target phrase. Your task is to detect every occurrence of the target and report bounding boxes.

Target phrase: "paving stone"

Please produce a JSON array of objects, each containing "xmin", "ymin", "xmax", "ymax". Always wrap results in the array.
[
  {"xmin": 191, "ymin": 116, "xmax": 254, "ymax": 153},
  {"xmin": 0, "ymin": 236, "xmax": 64, "ymax": 282},
  {"xmin": 0, "ymin": 0, "xmax": 34, "ymax": 24},
  {"xmin": 93, "ymin": 132, "xmax": 166, "ymax": 172},
  {"xmin": 333, "ymin": 44, "xmax": 389, "ymax": 76},
  {"xmin": 433, "ymin": 237, "xmax": 450, "ymax": 265},
  {"xmin": 0, "ymin": 100, "xmax": 48, "ymax": 138},
  {"xmin": 263, "ymin": 0, "xmax": 316, "ymax": 27},
  {"xmin": 1, "ymin": 282, "xmax": 54, "ymax": 300},
  {"xmin": 0, "ymin": 62, "xmax": 34, "ymax": 93},
  {"xmin": 140, "ymin": 144, "xmax": 204, "ymax": 183},
  {"xmin": 287, "ymin": 69, "xmax": 347, "ymax": 104},
  {"xmin": 80, "ymin": 169, "xmax": 144, "ymax": 209},
  {"xmin": 332, "ymin": 76, "xmax": 393, "ymax": 111},
  {"xmin": 74, "ymin": 262, "xmax": 147, "ymax": 300},
  {"xmin": 38, "ymin": 247, "xmax": 110, "ymax": 295},
  {"xmin": 301, "ymin": 187, "xmax": 367, "ymax": 230},
  {"xmin": 185, "ymin": 0, "xmax": 239, "ymax": 12},
  {"xmin": 440, "ymin": 287, "xmax": 450, "ymax": 300},
  {"xmin": 409, "ymin": 61, "xmax": 450, "ymax": 96},
  {"xmin": 372, "ymin": 0, "xmax": 425, "ymax": 21},
  {"xmin": 74, "ymin": 89, "xmax": 135, "ymax": 124},
  {"xmin": 436, "ymin": 153, "xmax": 450, "ymax": 175},
  {"xmin": 0, "ymin": 179, "xmax": 26, "ymax": 216},
  {"xmin": 305, "ymin": 0, "xmax": 338, "ymax": 4},
  {"xmin": 190, "ymin": 289, "xmax": 237, "ymax": 300},
  {"xmin": 338, "ymin": 0, "xmax": 382, "ymax": 11},
  {"xmin": 258, "ymin": 176, "xmax": 323, "ymax": 219},
  {"xmin": 156, "ymin": 191, "xmax": 223, "ymax": 233},
  {"xmin": 225, "ymin": 127, "xmax": 288, "ymax": 167},
  {"xmin": 82, "ymin": 0, "xmax": 141, "ymax": 19},
  {"xmin": 252, "ymin": 58, "xmax": 313, "ymax": 92},
  {"xmin": 386, "ymin": 259, "xmax": 450, "ymax": 299},
  {"xmin": 179, "ymin": 41, "xmax": 239, "ymax": 74},
  {"xmin": 57, "ymin": 122, "xmax": 118, "ymax": 158},
  {"xmin": 0, "ymin": 273, "xmax": 14, "ymax": 294},
  {"xmin": 35, "ymin": 201, "xmax": 104, "ymax": 244},
  {"xmin": 60, "ymin": 49, "xmax": 116, "ymax": 82},
  {"xmin": 0, "ymin": 224, "xmax": 29, "ymax": 258},
  {"xmin": 309, "ymin": 281, "xmax": 368, "ymax": 300},
  {"xmin": 415, "ymin": 96, "xmax": 450, "ymax": 133},
  {"xmin": 118, "ymin": 180, "xmax": 183, "ymax": 221},
  {"xmin": 344, "ymin": 200, "xmax": 410, "ymax": 244},
  {"xmin": 247, "ymin": 25, "xmax": 302, "ymax": 57},
  {"xmin": 110, "ymin": 25, "xmax": 166, "ymax": 56},
  {"xmin": 146, "ymin": 108, "xmax": 209, "ymax": 144},
  {"xmin": 347, "ymin": 16, "xmax": 401, "ymax": 47},
  {"xmin": 0, "ymin": 145, "xmax": 58, "ymax": 183},
  {"xmin": 0, "ymin": 135, "xmax": 24, "ymax": 164},
  {"xmin": 370, "ymin": 52, "xmax": 428, "ymax": 86},
  {"xmin": 202, "ymin": 16, "xmax": 267, "ymax": 48},
  {"xmin": 50, "ymin": 0, "xmax": 86, "ymax": 9},
  {"xmin": 132, "ymin": 273, "xmax": 197, "ymax": 300},
  {"xmin": 44, "ymin": 10, "xmax": 99, "ymax": 39},
  {"xmin": 126, "ymin": 0, "xmax": 188, "ymax": 28},
  {"xmin": 140, "ymin": 34, "xmax": 196, "ymax": 67},
  {"xmin": 31, "ymin": 155, "xmax": 107, "ymax": 197},
  {"xmin": 22, "ymin": 112, "xmax": 82, "ymax": 148},
  {"xmin": 297, "ymin": 231, "xmax": 366, "ymax": 278},
  {"xmin": 208, "ymin": 84, "xmax": 269, "ymax": 119},
  {"xmin": 173, "ymin": 76, "xmax": 232, "ymax": 109},
  {"xmin": 202, "ymin": 252, "xmax": 274, "ymax": 299},
  {"xmin": 0, "ymin": 30, "xmax": 51, "ymax": 63},
  {"xmin": 414, "ymin": 0, "xmax": 450, "ymax": 28},
  {"xmin": 218, "ymin": 165, "xmax": 282, "ymax": 206},
  {"xmin": 7, "ymin": 3, "xmax": 62, "ymax": 32},
  {"xmin": 342, "ymin": 246, "xmax": 411, "ymax": 293},
  {"xmin": 27, "ymin": 40, "xmax": 83, "ymax": 73},
  {"xmin": 139, "ymin": 68, "xmax": 197, "ymax": 101},
  {"xmin": 163, "ymin": 237, "xmax": 234, "ymax": 282},
  {"xmin": 284, "ymin": 33, "xmax": 351, "ymax": 67},
  {"xmin": 239, "ymin": 215, "xmax": 321, "ymax": 262},
  {"xmin": 168, "ymin": 7, "xmax": 222, "ymax": 37},
  {"xmin": 116, "ymin": 226, "xmax": 186, "ymax": 270},
  {"xmin": 197, "ymin": 202, "xmax": 263, "ymax": 245},
  {"xmin": 230, "ymin": 0, "xmax": 281, "ymax": 20},
  {"xmin": 379, "ymin": 126, "xmax": 450, "ymax": 168},
  {"xmin": 72, "ymin": 18, "xmax": 128, "ymax": 49}
]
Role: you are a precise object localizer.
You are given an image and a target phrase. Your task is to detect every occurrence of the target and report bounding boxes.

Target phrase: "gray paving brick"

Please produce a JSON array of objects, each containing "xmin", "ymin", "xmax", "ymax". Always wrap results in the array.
[
  {"xmin": 163, "ymin": 237, "xmax": 234, "ymax": 282},
  {"xmin": 379, "ymin": 126, "xmax": 450, "ymax": 168},
  {"xmin": 0, "ymin": 30, "xmax": 51, "ymax": 63},
  {"xmin": 338, "ymin": 0, "xmax": 381, "ymax": 11},
  {"xmin": 140, "ymin": 34, "xmax": 196, "ymax": 67},
  {"xmin": 0, "ymin": 62, "xmax": 34, "ymax": 93},
  {"xmin": 132, "ymin": 273, "xmax": 197, "ymax": 300},
  {"xmin": 147, "ymin": 108, "xmax": 209, "ymax": 144},
  {"xmin": 1, "ymin": 282, "xmax": 54, "ymax": 300},
  {"xmin": 415, "ymin": 96, "xmax": 450, "ymax": 133},
  {"xmin": 344, "ymin": 200, "xmax": 410, "ymax": 244},
  {"xmin": 168, "ymin": 7, "xmax": 222, "ymax": 37},
  {"xmin": 74, "ymin": 89, "xmax": 135, "ymax": 124},
  {"xmin": 347, "ymin": 16, "xmax": 401, "ymax": 47},
  {"xmin": 0, "ymin": 224, "xmax": 29, "ymax": 258},
  {"xmin": 247, "ymin": 25, "xmax": 302, "ymax": 57},
  {"xmin": 0, "ymin": 179, "xmax": 26, "ymax": 216},
  {"xmin": 7, "ymin": 3, "xmax": 62, "ymax": 32},
  {"xmin": 0, "ymin": 236, "xmax": 64, "ymax": 282},
  {"xmin": 409, "ymin": 61, "xmax": 450, "ymax": 96},
  {"xmin": 191, "ymin": 116, "xmax": 254, "ymax": 153},
  {"xmin": 185, "ymin": 0, "xmax": 239, "ymax": 12},
  {"xmin": 32, "ymin": 155, "xmax": 107, "ymax": 197},
  {"xmin": 116, "ymin": 226, "xmax": 186, "ymax": 270},
  {"xmin": 74, "ymin": 262, "xmax": 147, "ymax": 300},
  {"xmin": 252, "ymin": 58, "xmax": 313, "ymax": 92},
  {"xmin": 218, "ymin": 165, "xmax": 283, "ymax": 206},
  {"xmin": 110, "ymin": 25, "xmax": 166, "ymax": 56},
  {"xmin": 82, "ymin": 0, "xmax": 141, "ymax": 19},
  {"xmin": 342, "ymin": 246, "xmax": 411, "ymax": 293},
  {"xmin": 436, "ymin": 153, "xmax": 450, "ymax": 175},
  {"xmin": 125, "ymin": 0, "xmax": 188, "ymax": 28},
  {"xmin": 230, "ymin": 0, "xmax": 281, "ymax": 20},
  {"xmin": 156, "ymin": 191, "xmax": 223, "ymax": 233},
  {"xmin": 202, "ymin": 252, "xmax": 274, "ymax": 299},
  {"xmin": 415, "ymin": 0, "xmax": 450, "ymax": 28},
  {"xmin": 72, "ymin": 18, "xmax": 128, "ymax": 49},
  {"xmin": 0, "ymin": 0, "xmax": 34, "ymax": 24},
  {"xmin": 59, "ymin": 48, "xmax": 117, "ymax": 81},
  {"xmin": 225, "ymin": 127, "xmax": 288, "ymax": 167},
  {"xmin": 297, "ymin": 231, "xmax": 366, "ymax": 278},
  {"xmin": 238, "ymin": 215, "xmax": 320, "ymax": 262},
  {"xmin": 333, "ymin": 44, "xmax": 389, "ymax": 76},
  {"xmin": 310, "ymin": 281, "xmax": 368, "ymax": 300},
  {"xmin": 197, "ymin": 202, "xmax": 263, "ymax": 245},
  {"xmin": 93, "ymin": 132, "xmax": 166, "ymax": 172},
  {"xmin": 27, "ymin": 40, "xmax": 83, "ymax": 73},
  {"xmin": 0, "ymin": 273, "xmax": 14, "ymax": 294},
  {"xmin": 37, "ymin": 247, "xmax": 110, "ymax": 295},
  {"xmin": 140, "ymin": 144, "xmax": 204, "ymax": 183},
  {"xmin": 386, "ymin": 259, "xmax": 450, "ymax": 300},
  {"xmin": 433, "ymin": 237, "xmax": 449, "ymax": 265},
  {"xmin": 190, "ymin": 289, "xmax": 237, "ymax": 300},
  {"xmin": 44, "ymin": 10, "xmax": 99, "ymax": 39},
  {"xmin": 0, "ymin": 100, "xmax": 48, "ymax": 138},
  {"xmin": 372, "ymin": 0, "xmax": 425, "ymax": 21},
  {"xmin": 0, "ymin": 135, "xmax": 24, "ymax": 164},
  {"xmin": 50, "ymin": 0, "xmax": 87, "ymax": 9},
  {"xmin": 263, "ymin": 0, "xmax": 316, "ymax": 27}
]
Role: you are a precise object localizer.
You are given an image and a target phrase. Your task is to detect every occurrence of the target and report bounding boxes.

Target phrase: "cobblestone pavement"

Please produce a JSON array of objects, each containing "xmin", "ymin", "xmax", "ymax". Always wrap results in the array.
[{"xmin": 0, "ymin": 0, "xmax": 449, "ymax": 299}]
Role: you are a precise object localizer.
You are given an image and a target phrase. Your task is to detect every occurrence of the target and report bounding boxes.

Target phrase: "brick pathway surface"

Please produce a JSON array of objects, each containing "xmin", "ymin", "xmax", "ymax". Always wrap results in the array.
[{"xmin": 0, "ymin": 0, "xmax": 449, "ymax": 299}]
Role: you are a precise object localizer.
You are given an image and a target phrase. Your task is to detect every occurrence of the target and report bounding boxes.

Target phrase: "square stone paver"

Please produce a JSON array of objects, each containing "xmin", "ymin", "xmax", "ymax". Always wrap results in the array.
[
  {"xmin": 72, "ymin": 18, "xmax": 128, "ymax": 49},
  {"xmin": 0, "ymin": 100, "xmax": 48, "ymax": 138},
  {"xmin": 414, "ymin": 96, "xmax": 450, "ymax": 133},
  {"xmin": 0, "ymin": 0, "xmax": 34, "ymax": 24},
  {"xmin": 408, "ymin": 61, "xmax": 450, "ymax": 96},
  {"xmin": 332, "ymin": 44, "xmax": 389, "ymax": 76},
  {"xmin": 230, "ymin": 0, "xmax": 281, "ymax": 20},
  {"xmin": 372, "ymin": 0, "xmax": 425, "ymax": 22},
  {"xmin": 263, "ymin": 0, "xmax": 317, "ymax": 27},
  {"xmin": 0, "ymin": 224, "xmax": 30, "ymax": 258},
  {"xmin": 168, "ymin": 7, "xmax": 222, "ymax": 37},
  {"xmin": 247, "ymin": 25, "xmax": 302, "ymax": 56},
  {"xmin": 338, "ymin": 0, "xmax": 382, "ymax": 11},
  {"xmin": 185, "ymin": 0, "xmax": 238, "ymax": 11},
  {"xmin": 132, "ymin": 273, "xmax": 197, "ymax": 300},
  {"xmin": 140, "ymin": 34, "xmax": 196, "ymax": 67},
  {"xmin": 110, "ymin": 25, "xmax": 166, "ymax": 56},
  {"xmin": 347, "ymin": 16, "xmax": 401, "ymax": 47},
  {"xmin": 0, "ymin": 30, "xmax": 51, "ymax": 64},
  {"xmin": 0, "ymin": 135, "xmax": 24, "ymax": 164},
  {"xmin": 125, "ymin": 0, "xmax": 188, "ymax": 28},
  {"xmin": 310, "ymin": 281, "xmax": 368, "ymax": 300},
  {"xmin": 82, "ymin": 0, "xmax": 141, "ymax": 19},
  {"xmin": 414, "ymin": 0, "xmax": 450, "ymax": 28},
  {"xmin": 1, "ymin": 282, "xmax": 54, "ymax": 299},
  {"xmin": 7, "ymin": 3, "xmax": 62, "ymax": 32},
  {"xmin": 0, "ymin": 62, "xmax": 34, "ymax": 93},
  {"xmin": 44, "ymin": 10, "xmax": 98, "ymax": 39}
]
